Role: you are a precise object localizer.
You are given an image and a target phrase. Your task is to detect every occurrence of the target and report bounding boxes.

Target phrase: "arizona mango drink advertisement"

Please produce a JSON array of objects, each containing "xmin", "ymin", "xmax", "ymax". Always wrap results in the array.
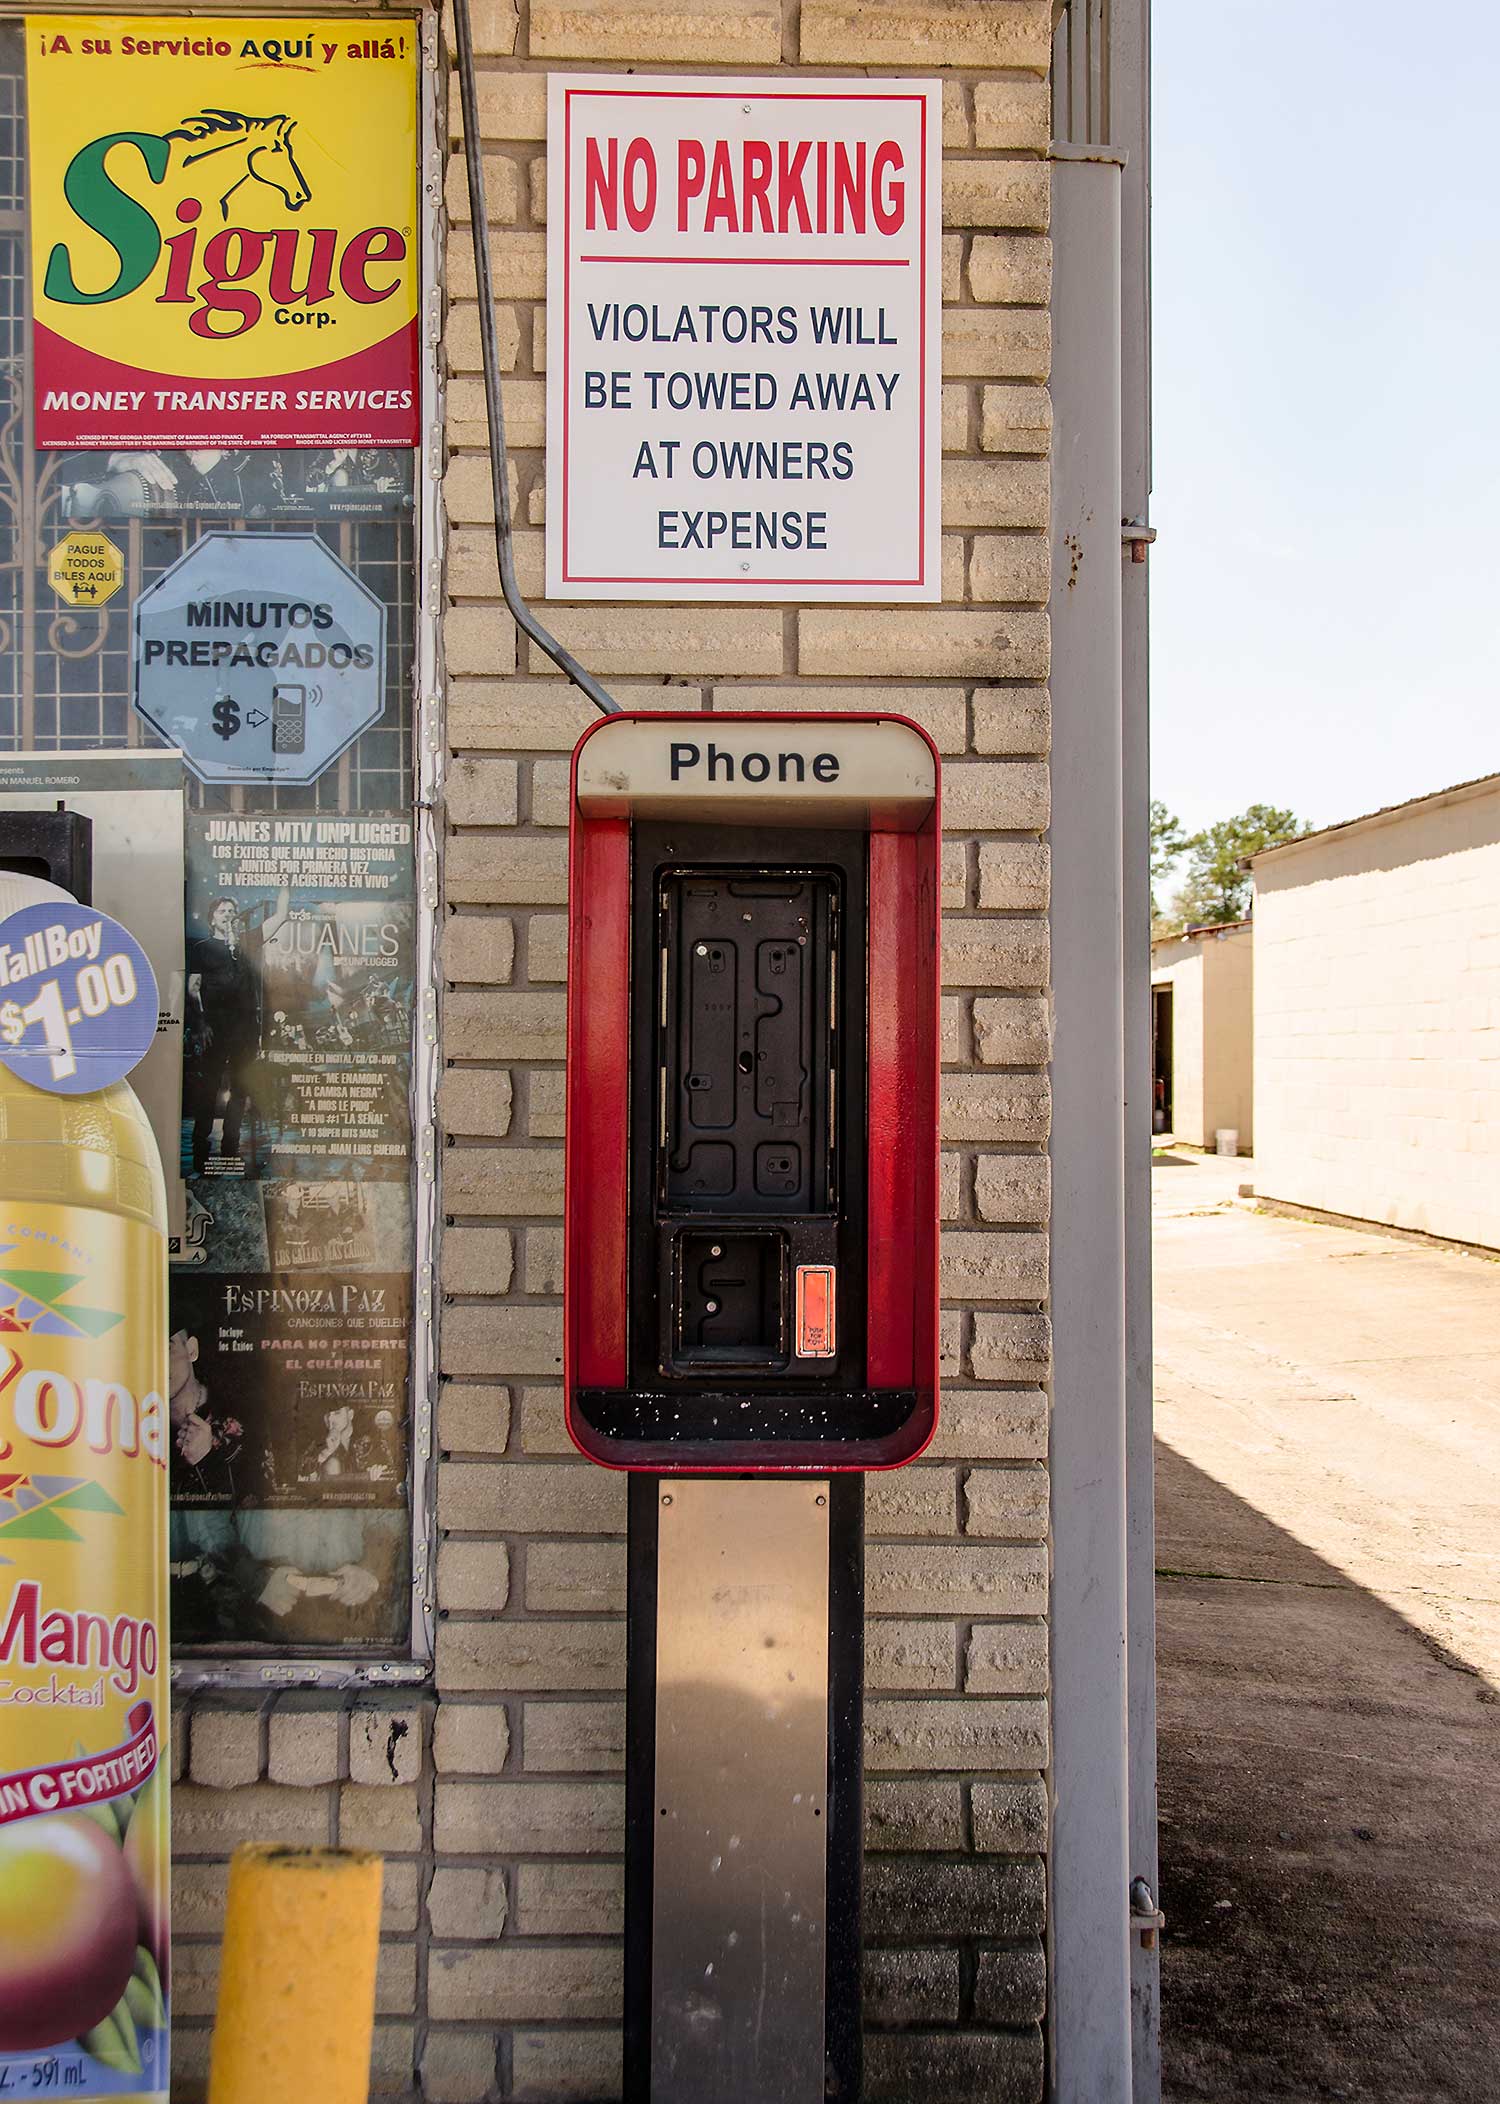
[
  {"xmin": 0, "ymin": 1068, "xmax": 170, "ymax": 2102},
  {"xmin": 26, "ymin": 14, "xmax": 419, "ymax": 449}
]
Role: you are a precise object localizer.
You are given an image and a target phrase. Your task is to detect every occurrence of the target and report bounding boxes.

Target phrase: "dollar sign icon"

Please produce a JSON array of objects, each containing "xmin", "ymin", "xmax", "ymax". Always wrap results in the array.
[
  {"xmin": 212, "ymin": 696, "xmax": 241, "ymax": 740},
  {"xmin": 0, "ymin": 1001, "xmax": 23, "ymax": 1047}
]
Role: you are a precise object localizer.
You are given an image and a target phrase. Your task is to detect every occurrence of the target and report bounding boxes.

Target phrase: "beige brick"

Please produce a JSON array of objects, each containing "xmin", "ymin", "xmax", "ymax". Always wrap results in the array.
[
  {"xmin": 801, "ymin": 0, "xmax": 1051, "ymax": 68},
  {"xmin": 445, "ymin": 151, "xmax": 520, "ymax": 225},
  {"xmin": 437, "ymin": 1620, "xmax": 624, "ymax": 1693},
  {"xmin": 447, "ymin": 833, "xmax": 568, "ymax": 905},
  {"xmin": 451, "ymin": 680, "xmax": 704, "ymax": 750},
  {"xmin": 441, "ymin": 1459, "xmax": 625, "ymax": 1534},
  {"xmin": 433, "ymin": 1702, "xmax": 512, "ymax": 1776},
  {"xmin": 441, "ymin": 0, "xmax": 519, "ymax": 56},
  {"xmin": 441, "ymin": 1067, "xmax": 514, "ymax": 1138},
  {"xmin": 444, "ymin": 603, "xmax": 519, "ymax": 678},
  {"xmin": 981, "ymin": 383, "xmax": 1053, "ymax": 457},
  {"xmin": 943, "ymin": 1072, "xmax": 1050, "ymax": 1142},
  {"xmin": 942, "ymin": 231, "xmax": 963, "ymax": 301},
  {"xmin": 338, "ymin": 1784, "xmax": 422, "ymax": 1854},
  {"xmin": 348, "ymin": 1706, "xmax": 423, "ymax": 1789},
  {"xmin": 383, "ymin": 1863, "xmax": 422, "ymax": 1934},
  {"xmin": 799, "ymin": 608, "xmax": 1048, "ymax": 681},
  {"xmin": 866, "ymin": 1619, "xmax": 958, "ymax": 1691},
  {"xmin": 446, "ymin": 990, "xmax": 566, "ymax": 1060},
  {"xmin": 447, "ymin": 522, "xmax": 543, "ymax": 599},
  {"xmin": 942, "ymin": 77, "xmax": 972, "ymax": 147},
  {"xmin": 431, "ymin": 1944, "xmax": 621, "ymax": 2023},
  {"xmin": 443, "ymin": 761, "xmax": 515, "ymax": 833},
  {"xmin": 975, "ymin": 1944, "xmax": 1047, "ymax": 2025},
  {"xmin": 711, "ymin": 684, "xmax": 966, "ymax": 755},
  {"xmin": 940, "ymin": 1149, "xmax": 962, "ymax": 1218},
  {"xmin": 266, "ymin": 1702, "xmax": 340, "ymax": 1787},
  {"xmin": 867, "ymin": 1542, "xmax": 1046, "ymax": 1616},
  {"xmin": 940, "ymin": 1309, "xmax": 962, "ymax": 1379},
  {"xmin": 528, "ymin": 1071, "xmax": 567, "ymax": 1136},
  {"xmin": 533, "ymin": 0, "xmax": 779, "ymax": 60},
  {"xmin": 448, "ymin": 69, "xmax": 547, "ymax": 141},
  {"xmin": 445, "ymin": 1144, "xmax": 563, "ymax": 1215},
  {"xmin": 440, "ymin": 1226, "xmax": 516, "ymax": 1295},
  {"xmin": 969, "ymin": 232, "xmax": 1053, "ymax": 306},
  {"xmin": 529, "ymin": 607, "xmax": 783, "ymax": 678},
  {"xmin": 943, "ymin": 382, "xmax": 971, "ymax": 453},
  {"xmin": 188, "ymin": 1705, "xmax": 263, "ymax": 1789},
  {"xmin": 515, "ymin": 1861, "xmax": 625, "ymax": 1935},
  {"xmin": 526, "ymin": 913, "xmax": 569, "ymax": 982},
  {"xmin": 524, "ymin": 1226, "xmax": 565, "ymax": 1295},
  {"xmin": 866, "ymin": 1946, "xmax": 962, "ymax": 2026},
  {"xmin": 974, "ymin": 75, "xmax": 1052, "ymax": 150},
  {"xmin": 866, "ymin": 1777, "xmax": 967, "ymax": 1852},
  {"xmin": 944, "ymin": 918, "xmax": 1049, "ymax": 991},
  {"xmin": 435, "ymin": 1779, "xmax": 624, "ymax": 1854},
  {"xmin": 428, "ymin": 1864, "xmax": 509, "ymax": 1940},
  {"xmin": 448, "ymin": 227, "xmax": 546, "ymax": 302},
  {"xmin": 973, "ymin": 995, "xmax": 1050, "ymax": 1066},
  {"xmin": 511, "ymin": 2028, "xmax": 623, "ymax": 2101},
  {"xmin": 448, "ymin": 374, "xmax": 546, "ymax": 453},
  {"xmin": 523, "ymin": 1699, "xmax": 626, "ymax": 1772},
  {"xmin": 437, "ymin": 1536, "xmax": 513, "ymax": 1613},
  {"xmin": 970, "ymin": 1311, "xmax": 1052, "ymax": 1383},
  {"xmin": 422, "ymin": 2027, "xmax": 499, "ymax": 2104},
  {"xmin": 941, "ymin": 995, "xmax": 968, "ymax": 1065},
  {"xmin": 519, "ymin": 1385, "xmax": 571, "ymax": 1453},
  {"xmin": 529, "ymin": 762, "xmax": 570, "ymax": 829},
  {"xmin": 969, "ymin": 533, "xmax": 1050, "ymax": 606},
  {"xmin": 944, "ymin": 160, "xmax": 1050, "ymax": 231},
  {"xmin": 977, "ymin": 840, "xmax": 1051, "ymax": 908},
  {"xmin": 943, "ymin": 761, "xmax": 1050, "ymax": 830},
  {"xmin": 527, "ymin": 1540, "xmax": 627, "ymax": 1613},
  {"xmin": 446, "ymin": 450, "xmax": 513, "ymax": 527},
  {"xmin": 867, "ymin": 1467, "xmax": 958, "ymax": 1536},
  {"xmin": 967, "ymin": 1619, "xmax": 1048, "ymax": 1696},
  {"xmin": 974, "ymin": 1154, "xmax": 1050, "ymax": 1223},
  {"xmin": 972, "ymin": 684, "xmax": 1050, "ymax": 754},
  {"xmin": 442, "ymin": 1302, "xmax": 563, "ymax": 1379},
  {"xmin": 866, "ymin": 1696, "xmax": 1048, "ymax": 1770},
  {"xmin": 942, "ymin": 839, "xmax": 968, "ymax": 908},
  {"xmin": 942, "ymin": 533, "xmax": 967, "ymax": 602},
  {"xmin": 530, "ymin": 153, "xmax": 546, "ymax": 222},
  {"xmin": 445, "ymin": 300, "xmax": 522, "ymax": 375},
  {"xmin": 941, "ymin": 1230, "xmax": 1047, "ymax": 1301},
  {"xmin": 944, "ymin": 458, "xmax": 1050, "ymax": 529},
  {"xmin": 440, "ymin": 1382, "xmax": 512, "ymax": 1453},
  {"xmin": 943, "ymin": 308, "xmax": 1050, "ymax": 380},
  {"xmin": 972, "ymin": 1778, "xmax": 1049, "ymax": 1852},
  {"xmin": 443, "ymin": 911, "xmax": 515, "ymax": 985},
  {"xmin": 964, "ymin": 1466, "xmax": 1049, "ymax": 1540},
  {"xmin": 171, "ymin": 1783, "xmax": 328, "ymax": 1853},
  {"xmin": 927, "ymin": 1389, "xmax": 1048, "ymax": 1461}
]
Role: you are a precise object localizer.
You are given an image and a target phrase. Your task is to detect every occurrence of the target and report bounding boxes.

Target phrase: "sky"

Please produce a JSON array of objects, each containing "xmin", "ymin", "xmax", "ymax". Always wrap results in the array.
[{"xmin": 1149, "ymin": 0, "xmax": 1500, "ymax": 849}]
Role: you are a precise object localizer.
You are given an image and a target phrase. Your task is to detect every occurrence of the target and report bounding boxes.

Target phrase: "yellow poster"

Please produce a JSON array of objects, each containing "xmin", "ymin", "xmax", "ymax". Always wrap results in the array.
[{"xmin": 26, "ymin": 16, "xmax": 419, "ymax": 449}]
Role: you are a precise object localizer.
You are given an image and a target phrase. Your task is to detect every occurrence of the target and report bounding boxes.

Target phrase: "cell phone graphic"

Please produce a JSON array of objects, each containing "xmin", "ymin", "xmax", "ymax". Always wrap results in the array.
[{"xmin": 271, "ymin": 684, "xmax": 307, "ymax": 754}]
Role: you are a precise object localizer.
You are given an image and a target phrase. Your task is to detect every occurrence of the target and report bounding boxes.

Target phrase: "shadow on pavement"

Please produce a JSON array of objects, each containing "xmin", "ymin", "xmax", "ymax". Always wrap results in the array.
[{"xmin": 1156, "ymin": 1438, "xmax": 1500, "ymax": 2104}]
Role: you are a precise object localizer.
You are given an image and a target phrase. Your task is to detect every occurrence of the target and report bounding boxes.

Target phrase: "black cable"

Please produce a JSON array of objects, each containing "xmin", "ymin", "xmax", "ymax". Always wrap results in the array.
[{"xmin": 450, "ymin": 0, "xmax": 620, "ymax": 716}]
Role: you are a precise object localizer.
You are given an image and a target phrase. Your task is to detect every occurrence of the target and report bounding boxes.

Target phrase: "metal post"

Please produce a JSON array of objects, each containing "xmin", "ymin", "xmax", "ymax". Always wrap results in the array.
[
  {"xmin": 1047, "ymin": 148, "xmax": 1134, "ymax": 2103},
  {"xmin": 625, "ymin": 1476, "xmax": 863, "ymax": 2103}
]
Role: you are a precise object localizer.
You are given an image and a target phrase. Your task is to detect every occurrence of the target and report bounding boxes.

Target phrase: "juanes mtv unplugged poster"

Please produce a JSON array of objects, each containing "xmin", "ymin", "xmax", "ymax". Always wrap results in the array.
[{"xmin": 25, "ymin": 14, "xmax": 419, "ymax": 448}]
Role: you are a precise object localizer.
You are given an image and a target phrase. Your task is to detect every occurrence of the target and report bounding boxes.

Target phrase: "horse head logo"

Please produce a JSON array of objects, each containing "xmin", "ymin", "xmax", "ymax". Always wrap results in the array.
[{"xmin": 164, "ymin": 110, "xmax": 312, "ymax": 219}]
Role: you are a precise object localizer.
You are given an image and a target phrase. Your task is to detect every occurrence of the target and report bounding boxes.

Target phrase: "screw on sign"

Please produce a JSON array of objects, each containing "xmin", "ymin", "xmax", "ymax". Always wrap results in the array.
[{"xmin": 47, "ymin": 530, "xmax": 124, "ymax": 609}]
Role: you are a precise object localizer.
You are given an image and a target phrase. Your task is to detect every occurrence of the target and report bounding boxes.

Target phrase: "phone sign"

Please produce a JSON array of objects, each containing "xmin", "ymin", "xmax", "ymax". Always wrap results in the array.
[{"xmin": 795, "ymin": 1263, "xmax": 837, "ymax": 1359}]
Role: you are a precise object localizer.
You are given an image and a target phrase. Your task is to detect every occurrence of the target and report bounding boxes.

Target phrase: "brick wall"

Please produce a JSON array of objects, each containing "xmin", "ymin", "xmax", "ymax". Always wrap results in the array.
[
  {"xmin": 168, "ymin": 1, "xmax": 1054, "ymax": 2098},
  {"xmin": 1254, "ymin": 784, "xmax": 1500, "ymax": 1251}
]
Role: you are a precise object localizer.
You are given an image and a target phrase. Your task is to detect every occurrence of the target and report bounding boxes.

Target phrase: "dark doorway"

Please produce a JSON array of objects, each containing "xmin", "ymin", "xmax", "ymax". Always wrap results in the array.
[{"xmin": 1152, "ymin": 984, "xmax": 1174, "ymax": 1135}]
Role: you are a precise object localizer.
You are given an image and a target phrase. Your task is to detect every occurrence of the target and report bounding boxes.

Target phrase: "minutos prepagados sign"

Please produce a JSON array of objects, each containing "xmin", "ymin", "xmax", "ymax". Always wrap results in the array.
[
  {"xmin": 545, "ymin": 75, "xmax": 941, "ymax": 604},
  {"xmin": 25, "ymin": 15, "xmax": 419, "ymax": 449}
]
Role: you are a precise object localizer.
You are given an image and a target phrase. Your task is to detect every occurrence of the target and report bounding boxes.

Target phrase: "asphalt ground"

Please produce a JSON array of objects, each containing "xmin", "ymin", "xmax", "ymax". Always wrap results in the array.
[{"xmin": 1152, "ymin": 1152, "xmax": 1500, "ymax": 2103}]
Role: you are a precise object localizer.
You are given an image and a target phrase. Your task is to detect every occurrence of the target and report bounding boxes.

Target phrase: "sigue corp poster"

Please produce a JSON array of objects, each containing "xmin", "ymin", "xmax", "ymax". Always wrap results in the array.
[{"xmin": 25, "ymin": 14, "xmax": 420, "ymax": 449}]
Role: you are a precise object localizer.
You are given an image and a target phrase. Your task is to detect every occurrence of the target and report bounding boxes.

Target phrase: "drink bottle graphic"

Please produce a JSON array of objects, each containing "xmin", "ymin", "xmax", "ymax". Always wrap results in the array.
[{"xmin": 0, "ymin": 874, "xmax": 170, "ymax": 2103}]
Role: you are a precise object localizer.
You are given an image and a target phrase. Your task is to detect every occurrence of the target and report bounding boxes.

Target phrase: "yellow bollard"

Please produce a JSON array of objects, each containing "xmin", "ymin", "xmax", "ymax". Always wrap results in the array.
[{"xmin": 208, "ymin": 1844, "xmax": 383, "ymax": 2104}]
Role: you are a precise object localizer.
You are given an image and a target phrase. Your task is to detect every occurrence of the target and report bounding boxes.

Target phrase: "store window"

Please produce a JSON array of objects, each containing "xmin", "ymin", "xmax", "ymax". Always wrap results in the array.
[{"xmin": 0, "ymin": 15, "xmax": 437, "ymax": 1676}]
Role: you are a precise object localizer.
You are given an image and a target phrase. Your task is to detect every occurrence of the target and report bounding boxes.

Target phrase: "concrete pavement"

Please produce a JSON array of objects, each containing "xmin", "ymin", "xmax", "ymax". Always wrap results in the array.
[{"xmin": 1153, "ymin": 1150, "xmax": 1500, "ymax": 2102}]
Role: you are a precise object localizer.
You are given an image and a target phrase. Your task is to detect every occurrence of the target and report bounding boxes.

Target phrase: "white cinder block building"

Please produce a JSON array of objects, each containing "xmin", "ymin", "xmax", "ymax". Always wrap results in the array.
[
  {"xmin": 1150, "ymin": 921, "xmax": 1253, "ymax": 1151},
  {"xmin": 1251, "ymin": 773, "xmax": 1500, "ymax": 1250}
]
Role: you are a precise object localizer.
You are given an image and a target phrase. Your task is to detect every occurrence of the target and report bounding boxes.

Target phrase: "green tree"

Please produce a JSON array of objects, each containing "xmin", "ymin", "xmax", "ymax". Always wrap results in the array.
[
  {"xmin": 1150, "ymin": 798, "xmax": 1187, "ymax": 917},
  {"xmin": 1173, "ymin": 804, "xmax": 1311, "ymax": 925}
]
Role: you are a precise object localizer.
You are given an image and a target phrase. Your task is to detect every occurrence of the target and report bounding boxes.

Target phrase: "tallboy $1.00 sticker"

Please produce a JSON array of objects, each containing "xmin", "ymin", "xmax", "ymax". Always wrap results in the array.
[{"xmin": 0, "ymin": 902, "xmax": 159, "ymax": 1095}]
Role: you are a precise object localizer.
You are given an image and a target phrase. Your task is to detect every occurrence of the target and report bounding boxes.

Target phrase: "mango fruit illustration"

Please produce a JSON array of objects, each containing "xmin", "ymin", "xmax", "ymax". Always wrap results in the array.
[{"xmin": 0, "ymin": 1812, "xmax": 139, "ymax": 2051}]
